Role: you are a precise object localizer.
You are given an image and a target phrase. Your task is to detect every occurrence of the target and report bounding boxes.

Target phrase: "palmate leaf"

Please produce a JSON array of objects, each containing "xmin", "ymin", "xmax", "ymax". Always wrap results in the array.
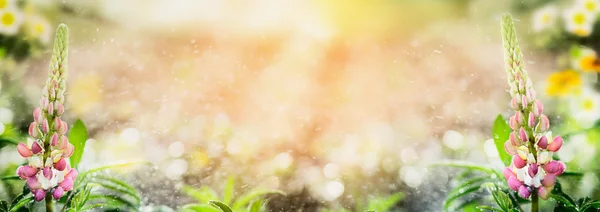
[
  {"xmin": 231, "ymin": 189, "xmax": 286, "ymax": 210},
  {"xmin": 209, "ymin": 200, "xmax": 233, "ymax": 212},
  {"xmin": 181, "ymin": 204, "xmax": 220, "ymax": 212},
  {"xmin": 492, "ymin": 115, "xmax": 512, "ymax": 166},
  {"xmin": 183, "ymin": 185, "xmax": 219, "ymax": 203}
]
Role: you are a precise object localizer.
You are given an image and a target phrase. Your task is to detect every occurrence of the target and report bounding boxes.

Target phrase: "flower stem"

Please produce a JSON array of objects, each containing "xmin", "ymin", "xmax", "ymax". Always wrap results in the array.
[
  {"xmin": 531, "ymin": 193, "xmax": 539, "ymax": 212},
  {"xmin": 45, "ymin": 193, "xmax": 54, "ymax": 212}
]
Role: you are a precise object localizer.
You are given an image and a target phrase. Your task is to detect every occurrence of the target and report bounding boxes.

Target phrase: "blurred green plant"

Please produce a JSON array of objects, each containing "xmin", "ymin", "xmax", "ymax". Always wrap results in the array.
[
  {"xmin": 319, "ymin": 191, "xmax": 404, "ymax": 212},
  {"xmin": 181, "ymin": 176, "xmax": 285, "ymax": 212}
]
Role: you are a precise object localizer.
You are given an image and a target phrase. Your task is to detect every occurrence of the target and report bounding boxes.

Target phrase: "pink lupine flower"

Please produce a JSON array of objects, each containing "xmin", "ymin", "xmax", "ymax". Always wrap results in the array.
[
  {"xmin": 15, "ymin": 24, "xmax": 77, "ymax": 202},
  {"xmin": 501, "ymin": 14, "xmax": 566, "ymax": 201}
]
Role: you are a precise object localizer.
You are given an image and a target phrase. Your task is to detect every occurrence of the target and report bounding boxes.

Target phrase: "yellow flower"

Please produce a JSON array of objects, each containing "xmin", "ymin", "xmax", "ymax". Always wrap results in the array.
[
  {"xmin": 578, "ymin": 0, "xmax": 600, "ymax": 14},
  {"xmin": 25, "ymin": 15, "xmax": 51, "ymax": 44},
  {"xmin": 546, "ymin": 70, "xmax": 582, "ymax": 97},
  {"xmin": 0, "ymin": 6, "xmax": 23, "ymax": 35},
  {"xmin": 533, "ymin": 6, "xmax": 558, "ymax": 31},
  {"xmin": 0, "ymin": 0, "xmax": 16, "ymax": 10},
  {"xmin": 564, "ymin": 7, "xmax": 594, "ymax": 36},
  {"xmin": 578, "ymin": 54, "xmax": 600, "ymax": 72}
]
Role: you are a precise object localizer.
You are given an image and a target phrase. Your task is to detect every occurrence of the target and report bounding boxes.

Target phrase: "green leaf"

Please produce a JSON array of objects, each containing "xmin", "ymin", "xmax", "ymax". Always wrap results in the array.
[
  {"xmin": 93, "ymin": 175, "xmax": 141, "ymax": 203},
  {"xmin": 88, "ymin": 193, "xmax": 138, "ymax": 210},
  {"xmin": 444, "ymin": 181, "xmax": 494, "ymax": 212},
  {"xmin": 0, "ymin": 200, "xmax": 9, "ymax": 212},
  {"xmin": 77, "ymin": 161, "xmax": 150, "ymax": 186},
  {"xmin": 231, "ymin": 189, "xmax": 286, "ymax": 210},
  {"xmin": 248, "ymin": 198, "xmax": 263, "ymax": 212},
  {"xmin": 183, "ymin": 185, "xmax": 219, "ymax": 203},
  {"xmin": 550, "ymin": 182, "xmax": 577, "ymax": 210},
  {"xmin": 79, "ymin": 203, "xmax": 104, "ymax": 211},
  {"xmin": 569, "ymin": 45, "xmax": 582, "ymax": 58},
  {"xmin": 430, "ymin": 161, "xmax": 499, "ymax": 176},
  {"xmin": 492, "ymin": 115, "xmax": 511, "ymax": 166},
  {"xmin": 489, "ymin": 187, "xmax": 512, "ymax": 211},
  {"xmin": 68, "ymin": 119, "xmax": 88, "ymax": 169},
  {"xmin": 222, "ymin": 176, "xmax": 235, "ymax": 205},
  {"xmin": 8, "ymin": 194, "xmax": 32, "ymax": 212},
  {"xmin": 181, "ymin": 204, "xmax": 220, "ymax": 212},
  {"xmin": 366, "ymin": 192, "xmax": 404, "ymax": 212},
  {"xmin": 476, "ymin": 205, "xmax": 504, "ymax": 212},
  {"xmin": 0, "ymin": 176, "xmax": 19, "ymax": 181},
  {"xmin": 209, "ymin": 200, "xmax": 233, "ymax": 212}
]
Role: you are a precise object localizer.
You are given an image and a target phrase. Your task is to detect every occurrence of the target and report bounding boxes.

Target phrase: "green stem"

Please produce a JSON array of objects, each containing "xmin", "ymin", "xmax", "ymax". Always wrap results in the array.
[
  {"xmin": 531, "ymin": 192, "xmax": 538, "ymax": 212},
  {"xmin": 45, "ymin": 193, "xmax": 54, "ymax": 212}
]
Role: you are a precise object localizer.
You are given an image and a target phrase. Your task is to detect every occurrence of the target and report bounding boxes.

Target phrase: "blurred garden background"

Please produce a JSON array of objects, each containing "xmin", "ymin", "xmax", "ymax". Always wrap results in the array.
[{"xmin": 1, "ymin": 0, "xmax": 599, "ymax": 211}]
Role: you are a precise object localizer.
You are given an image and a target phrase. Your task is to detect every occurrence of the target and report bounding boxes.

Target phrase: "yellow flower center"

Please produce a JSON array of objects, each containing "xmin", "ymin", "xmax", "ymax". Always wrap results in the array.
[
  {"xmin": 580, "ymin": 55, "xmax": 600, "ymax": 71},
  {"xmin": 1, "ymin": 12, "xmax": 14, "ymax": 26},
  {"xmin": 34, "ymin": 23, "xmax": 44, "ymax": 34},
  {"xmin": 582, "ymin": 99, "xmax": 594, "ymax": 111},
  {"xmin": 546, "ymin": 70, "xmax": 582, "ymax": 96},
  {"xmin": 0, "ymin": 0, "xmax": 6, "ymax": 9},
  {"xmin": 574, "ymin": 12, "xmax": 587, "ymax": 25},
  {"xmin": 542, "ymin": 14, "xmax": 551, "ymax": 24},
  {"xmin": 586, "ymin": 1, "xmax": 597, "ymax": 11}
]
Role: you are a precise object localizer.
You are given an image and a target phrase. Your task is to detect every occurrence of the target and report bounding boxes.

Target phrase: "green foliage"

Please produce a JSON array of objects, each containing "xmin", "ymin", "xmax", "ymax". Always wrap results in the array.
[
  {"xmin": 68, "ymin": 119, "xmax": 88, "ymax": 170},
  {"xmin": 209, "ymin": 201, "xmax": 233, "ymax": 212},
  {"xmin": 492, "ymin": 115, "xmax": 512, "ymax": 166},
  {"xmin": 182, "ymin": 176, "xmax": 285, "ymax": 212},
  {"xmin": 364, "ymin": 192, "xmax": 404, "ymax": 212}
]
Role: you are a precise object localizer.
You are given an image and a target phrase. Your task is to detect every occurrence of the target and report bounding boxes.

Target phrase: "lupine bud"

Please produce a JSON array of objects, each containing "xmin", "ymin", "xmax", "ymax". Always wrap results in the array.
[
  {"xmin": 33, "ymin": 107, "xmax": 43, "ymax": 124},
  {"xmin": 59, "ymin": 178, "xmax": 74, "ymax": 191},
  {"xmin": 528, "ymin": 112, "xmax": 535, "ymax": 128},
  {"xmin": 521, "ymin": 94, "xmax": 528, "ymax": 109},
  {"xmin": 528, "ymin": 164, "xmax": 538, "ymax": 177},
  {"xmin": 511, "ymin": 97, "xmax": 519, "ymax": 110},
  {"xmin": 518, "ymin": 185, "xmax": 531, "ymax": 199},
  {"xmin": 509, "ymin": 115, "xmax": 519, "ymax": 131},
  {"xmin": 43, "ymin": 167, "xmax": 53, "ymax": 180},
  {"xmin": 33, "ymin": 189, "xmax": 46, "ymax": 202},
  {"xmin": 513, "ymin": 156, "xmax": 526, "ymax": 168},
  {"xmin": 51, "ymin": 134, "xmax": 59, "ymax": 146},
  {"xmin": 542, "ymin": 174, "xmax": 557, "ymax": 187},
  {"xmin": 548, "ymin": 136, "xmax": 563, "ymax": 152},
  {"xmin": 59, "ymin": 136, "xmax": 69, "ymax": 150},
  {"xmin": 41, "ymin": 119, "xmax": 50, "ymax": 134},
  {"xmin": 533, "ymin": 100, "xmax": 543, "ymax": 117},
  {"xmin": 544, "ymin": 161, "xmax": 566, "ymax": 175},
  {"xmin": 65, "ymin": 169, "xmax": 78, "ymax": 180},
  {"xmin": 54, "ymin": 158, "xmax": 67, "ymax": 171},
  {"xmin": 31, "ymin": 142, "xmax": 42, "ymax": 154},
  {"xmin": 508, "ymin": 176, "xmax": 522, "ymax": 191},
  {"xmin": 28, "ymin": 123, "xmax": 39, "ymax": 138},
  {"xmin": 537, "ymin": 115, "xmax": 550, "ymax": 132},
  {"xmin": 27, "ymin": 177, "xmax": 41, "ymax": 190},
  {"xmin": 538, "ymin": 151, "xmax": 551, "ymax": 164},
  {"xmin": 538, "ymin": 187, "xmax": 550, "ymax": 200},
  {"xmin": 47, "ymin": 102, "xmax": 54, "ymax": 116},
  {"xmin": 59, "ymin": 121, "xmax": 68, "ymax": 135},
  {"xmin": 503, "ymin": 167, "xmax": 516, "ymax": 180},
  {"xmin": 40, "ymin": 97, "xmax": 48, "ymax": 110},
  {"xmin": 62, "ymin": 143, "xmax": 74, "ymax": 158},
  {"xmin": 526, "ymin": 90, "xmax": 535, "ymax": 103},
  {"xmin": 519, "ymin": 127, "xmax": 528, "ymax": 142},
  {"xmin": 504, "ymin": 140, "xmax": 518, "ymax": 155},
  {"xmin": 56, "ymin": 102, "xmax": 64, "ymax": 116},
  {"xmin": 509, "ymin": 132, "xmax": 521, "ymax": 146},
  {"xmin": 516, "ymin": 112, "xmax": 524, "ymax": 125},
  {"xmin": 54, "ymin": 117, "xmax": 62, "ymax": 131},
  {"xmin": 17, "ymin": 143, "xmax": 33, "ymax": 157},
  {"xmin": 17, "ymin": 166, "xmax": 38, "ymax": 179},
  {"xmin": 53, "ymin": 187, "xmax": 64, "ymax": 199},
  {"xmin": 537, "ymin": 136, "xmax": 548, "ymax": 149}
]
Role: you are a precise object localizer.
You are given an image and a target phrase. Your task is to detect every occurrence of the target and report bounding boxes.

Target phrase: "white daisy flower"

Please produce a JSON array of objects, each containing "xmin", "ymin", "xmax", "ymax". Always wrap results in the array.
[
  {"xmin": 569, "ymin": 87, "xmax": 600, "ymax": 128},
  {"xmin": 532, "ymin": 6, "xmax": 558, "ymax": 31},
  {"xmin": 0, "ymin": 6, "xmax": 24, "ymax": 35},
  {"xmin": 577, "ymin": 0, "xmax": 600, "ymax": 14},
  {"xmin": 563, "ymin": 6, "xmax": 595, "ymax": 36},
  {"xmin": 0, "ymin": 0, "xmax": 16, "ymax": 10},
  {"xmin": 25, "ymin": 15, "xmax": 51, "ymax": 44}
]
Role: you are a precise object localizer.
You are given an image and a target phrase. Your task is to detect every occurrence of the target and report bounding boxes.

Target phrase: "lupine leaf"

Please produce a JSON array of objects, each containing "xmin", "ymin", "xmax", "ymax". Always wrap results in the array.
[
  {"xmin": 8, "ymin": 194, "xmax": 32, "ymax": 212},
  {"xmin": 248, "ymin": 198, "xmax": 263, "ymax": 212},
  {"xmin": 492, "ymin": 115, "xmax": 512, "ymax": 166},
  {"xmin": 76, "ymin": 161, "xmax": 150, "ymax": 186},
  {"xmin": 222, "ymin": 176, "xmax": 235, "ymax": 205},
  {"xmin": 183, "ymin": 185, "xmax": 219, "ymax": 203},
  {"xmin": 0, "ymin": 176, "xmax": 19, "ymax": 181},
  {"xmin": 550, "ymin": 181, "xmax": 577, "ymax": 209},
  {"xmin": 231, "ymin": 189, "xmax": 286, "ymax": 210},
  {"xmin": 489, "ymin": 187, "xmax": 512, "ymax": 211},
  {"xmin": 94, "ymin": 175, "xmax": 141, "ymax": 202},
  {"xmin": 444, "ymin": 184, "xmax": 484, "ymax": 211},
  {"xmin": 88, "ymin": 194, "xmax": 138, "ymax": 209},
  {"xmin": 181, "ymin": 204, "xmax": 220, "ymax": 212},
  {"xmin": 68, "ymin": 119, "xmax": 88, "ymax": 169},
  {"xmin": 430, "ymin": 161, "xmax": 499, "ymax": 176},
  {"xmin": 209, "ymin": 200, "xmax": 233, "ymax": 212},
  {"xmin": 0, "ymin": 201, "xmax": 9, "ymax": 212},
  {"xmin": 79, "ymin": 203, "xmax": 104, "ymax": 211},
  {"xmin": 366, "ymin": 192, "xmax": 404, "ymax": 212},
  {"xmin": 476, "ymin": 205, "xmax": 504, "ymax": 212}
]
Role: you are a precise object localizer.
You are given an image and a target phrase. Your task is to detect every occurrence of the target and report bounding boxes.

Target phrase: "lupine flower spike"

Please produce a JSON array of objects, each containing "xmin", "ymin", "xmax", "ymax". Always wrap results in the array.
[
  {"xmin": 501, "ymin": 14, "xmax": 565, "ymax": 202},
  {"xmin": 15, "ymin": 24, "xmax": 77, "ymax": 202}
]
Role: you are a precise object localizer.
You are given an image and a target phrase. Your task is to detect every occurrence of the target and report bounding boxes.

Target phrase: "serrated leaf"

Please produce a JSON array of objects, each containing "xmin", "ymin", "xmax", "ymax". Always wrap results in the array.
[
  {"xmin": 183, "ymin": 185, "xmax": 219, "ymax": 203},
  {"xmin": 94, "ymin": 175, "xmax": 141, "ymax": 202},
  {"xmin": 492, "ymin": 115, "xmax": 512, "ymax": 166},
  {"xmin": 222, "ymin": 176, "xmax": 235, "ymax": 205},
  {"xmin": 209, "ymin": 200, "xmax": 233, "ymax": 212},
  {"xmin": 231, "ymin": 189, "xmax": 285, "ymax": 210},
  {"xmin": 68, "ymin": 119, "xmax": 88, "ymax": 169},
  {"xmin": 181, "ymin": 204, "xmax": 220, "ymax": 212}
]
